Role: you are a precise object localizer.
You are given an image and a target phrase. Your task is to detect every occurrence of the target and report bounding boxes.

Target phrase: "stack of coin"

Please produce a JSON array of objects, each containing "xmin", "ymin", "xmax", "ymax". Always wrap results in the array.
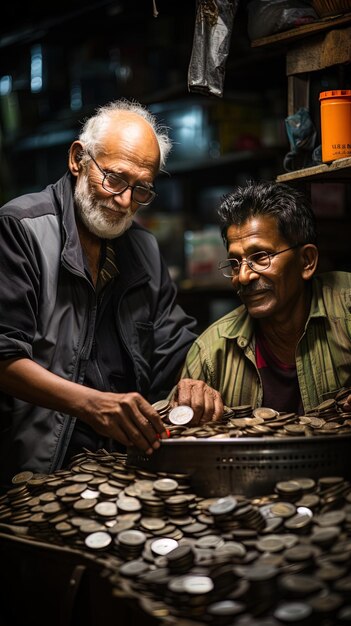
[
  {"xmin": 148, "ymin": 388, "xmax": 351, "ymax": 441},
  {"xmin": 152, "ymin": 399, "xmax": 171, "ymax": 420},
  {"xmin": 116, "ymin": 528, "xmax": 147, "ymax": 560},
  {"xmin": 166, "ymin": 543, "xmax": 196, "ymax": 574},
  {"xmin": 3, "ymin": 450, "xmax": 351, "ymax": 626}
]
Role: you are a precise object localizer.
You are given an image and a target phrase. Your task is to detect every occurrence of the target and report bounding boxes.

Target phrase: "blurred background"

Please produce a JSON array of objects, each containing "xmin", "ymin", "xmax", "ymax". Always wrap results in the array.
[{"xmin": 1, "ymin": 0, "xmax": 350, "ymax": 330}]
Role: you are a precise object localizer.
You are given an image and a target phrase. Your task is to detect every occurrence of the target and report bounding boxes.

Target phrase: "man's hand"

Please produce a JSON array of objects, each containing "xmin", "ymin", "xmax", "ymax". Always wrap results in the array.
[
  {"xmin": 172, "ymin": 378, "xmax": 223, "ymax": 426},
  {"xmin": 0, "ymin": 358, "xmax": 168, "ymax": 457},
  {"xmin": 84, "ymin": 391, "xmax": 168, "ymax": 455}
]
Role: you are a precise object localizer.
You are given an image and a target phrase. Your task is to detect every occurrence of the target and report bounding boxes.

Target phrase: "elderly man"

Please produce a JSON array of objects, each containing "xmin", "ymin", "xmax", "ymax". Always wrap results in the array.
[
  {"xmin": 0, "ymin": 99, "xmax": 222, "ymax": 491},
  {"xmin": 175, "ymin": 181, "xmax": 351, "ymax": 415}
]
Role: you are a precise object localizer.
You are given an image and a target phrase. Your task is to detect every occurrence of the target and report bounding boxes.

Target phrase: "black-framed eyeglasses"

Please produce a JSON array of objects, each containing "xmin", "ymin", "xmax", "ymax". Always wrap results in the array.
[
  {"xmin": 218, "ymin": 244, "xmax": 301, "ymax": 278},
  {"xmin": 86, "ymin": 151, "xmax": 156, "ymax": 206}
]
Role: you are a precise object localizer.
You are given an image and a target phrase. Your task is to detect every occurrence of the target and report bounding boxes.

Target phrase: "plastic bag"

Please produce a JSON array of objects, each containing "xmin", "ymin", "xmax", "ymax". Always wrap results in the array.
[
  {"xmin": 283, "ymin": 107, "xmax": 317, "ymax": 171},
  {"xmin": 247, "ymin": 0, "xmax": 318, "ymax": 40},
  {"xmin": 188, "ymin": 0, "xmax": 239, "ymax": 98}
]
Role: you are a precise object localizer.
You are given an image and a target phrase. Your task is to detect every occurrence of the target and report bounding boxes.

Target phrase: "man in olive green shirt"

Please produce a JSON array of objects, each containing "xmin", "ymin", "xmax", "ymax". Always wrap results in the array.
[{"xmin": 174, "ymin": 181, "xmax": 351, "ymax": 417}]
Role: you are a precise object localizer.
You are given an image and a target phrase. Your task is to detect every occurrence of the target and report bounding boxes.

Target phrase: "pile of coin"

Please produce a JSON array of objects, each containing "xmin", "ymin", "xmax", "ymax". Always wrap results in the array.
[
  {"xmin": 153, "ymin": 389, "xmax": 351, "ymax": 439},
  {"xmin": 1, "ymin": 449, "xmax": 351, "ymax": 625}
]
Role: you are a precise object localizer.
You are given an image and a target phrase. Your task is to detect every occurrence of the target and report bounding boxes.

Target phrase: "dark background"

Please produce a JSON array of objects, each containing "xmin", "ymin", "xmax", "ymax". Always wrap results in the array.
[{"xmin": 0, "ymin": 0, "xmax": 350, "ymax": 328}]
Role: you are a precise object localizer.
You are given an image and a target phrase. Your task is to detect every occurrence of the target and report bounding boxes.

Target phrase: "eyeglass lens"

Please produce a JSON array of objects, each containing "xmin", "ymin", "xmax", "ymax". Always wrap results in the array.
[
  {"xmin": 222, "ymin": 252, "xmax": 271, "ymax": 277},
  {"xmin": 219, "ymin": 245, "xmax": 299, "ymax": 277},
  {"xmin": 103, "ymin": 174, "xmax": 154, "ymax": 204}
]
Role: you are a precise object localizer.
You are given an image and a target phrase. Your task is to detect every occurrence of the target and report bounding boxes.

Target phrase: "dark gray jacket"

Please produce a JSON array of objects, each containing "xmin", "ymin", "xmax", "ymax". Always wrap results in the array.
[{"xmin": 0, "ymin": 173, "xmax": 197, "ymax": 487}]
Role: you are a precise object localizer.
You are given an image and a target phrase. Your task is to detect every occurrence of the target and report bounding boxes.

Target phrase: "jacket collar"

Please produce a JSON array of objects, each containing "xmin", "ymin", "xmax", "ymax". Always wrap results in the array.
[{"xmin": 52, "ymin": 172, "xmax": 149, "ymax": 286}]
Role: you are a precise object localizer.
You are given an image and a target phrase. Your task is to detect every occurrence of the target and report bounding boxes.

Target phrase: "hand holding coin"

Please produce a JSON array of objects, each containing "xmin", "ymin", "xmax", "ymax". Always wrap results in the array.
[
  {"xmin": 172, "ymin": 378, "xmax": 223, "ymax": 425},
  {"xmin": 82, "ymin": 390, "xmax": 168, "ymax": 455}
]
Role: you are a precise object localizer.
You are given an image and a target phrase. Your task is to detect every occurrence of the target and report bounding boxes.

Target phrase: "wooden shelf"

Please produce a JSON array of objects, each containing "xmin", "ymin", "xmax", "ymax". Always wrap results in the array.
[
  {"xmin": 251, "ymin": 12, "xmax": 351, "ymax": 48},
  {"xmin": 276, "ymin": 157, "xmax": 351, "ymax": 183}
]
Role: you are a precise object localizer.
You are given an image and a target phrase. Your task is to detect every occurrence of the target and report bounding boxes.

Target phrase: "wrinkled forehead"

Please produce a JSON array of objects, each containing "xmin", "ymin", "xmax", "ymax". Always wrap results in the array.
[{"xmin": 226, "ymin": 215, "xmax": 285, "ymax": 249}]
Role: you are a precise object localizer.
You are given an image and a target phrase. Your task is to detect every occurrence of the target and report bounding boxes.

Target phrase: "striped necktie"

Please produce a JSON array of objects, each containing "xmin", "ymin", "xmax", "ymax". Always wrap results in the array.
[{"xmin": 96, "ymin": 243, "xmax": 119, "ymax": 293}]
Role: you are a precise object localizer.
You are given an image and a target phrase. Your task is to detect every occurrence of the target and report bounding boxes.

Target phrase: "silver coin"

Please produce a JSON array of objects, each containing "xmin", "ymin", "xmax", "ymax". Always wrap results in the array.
[
  {"xmin": 256, "ymin": 535, "xmax": 286, "ymax": 553},
  {"xmin": 140, "ymin": 517, "xmax": 166, "ymax": 531},
  {"xmin": 252, "ymin": 407, "xmax": 279, "ymax": 420},
  {"xmin": 168, "ymin": 405, "xmax": 194, "ymax": 425},
  {"xmin": 117, "ymin": 529, "xmax": 147, "ymax": 546},
  {"xmin": 151, "ymin": 537, "xmax": 179, "ymax": 556},
  {"xmin": 94, "ymin": 501, "xmax": 118, "ymax": 518},
  {"xmin": 80, "ymin": 488, "xmax": 100, "ymax": 499},
  {"xmin": 153, "ymin": 478, "xmax": 179, "ymax": 493},
  {"xmin": 153, "ymin": 399, "xmax": 170, "ymax": 413},
  {"xmin": 182, "ymin": 575, "xmax": 214, "ymax": 594},
  {"xmin": 208, "ymin": 495, "xmax": 237, "ymax": 516},
  {"xmin": 274, "ymin": 601, "xmax": 312, "ymax": 622},
  {"xmin": 116, "ymin": 495, "xmax": 141, "ymax": 512},
  {"xmin": 85, "ymin": 531, "xmax": 112, "ymax": 550}
]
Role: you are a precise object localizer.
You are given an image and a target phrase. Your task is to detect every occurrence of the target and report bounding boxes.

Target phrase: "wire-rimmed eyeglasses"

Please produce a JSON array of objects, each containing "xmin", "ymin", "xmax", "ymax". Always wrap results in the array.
[
  {"xmin": 218, "ymin": 244, "xmax": 301, "ymax": 278},
  {"xmin": 86, "ymin": 151, "xmax": 156, "ymax": 206}
]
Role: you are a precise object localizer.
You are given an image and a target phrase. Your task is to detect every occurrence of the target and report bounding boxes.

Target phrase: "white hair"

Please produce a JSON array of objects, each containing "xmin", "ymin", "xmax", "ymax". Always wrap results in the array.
[{"xmin": 78, "ymin": 98, "xmax": 172, "ymax": 171}]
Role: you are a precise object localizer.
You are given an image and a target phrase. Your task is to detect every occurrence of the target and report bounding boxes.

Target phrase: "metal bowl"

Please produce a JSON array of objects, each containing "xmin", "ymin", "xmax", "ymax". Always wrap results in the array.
[{"xmin": 127, "ymin": 434, "xmax": 351, "ymax": 497}]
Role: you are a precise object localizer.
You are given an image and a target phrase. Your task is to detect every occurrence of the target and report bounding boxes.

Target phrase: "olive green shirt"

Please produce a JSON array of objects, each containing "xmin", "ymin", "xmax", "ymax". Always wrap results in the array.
[{"xmin": 180, "ymin": 272, "xmax": 351, "ymax": 412}]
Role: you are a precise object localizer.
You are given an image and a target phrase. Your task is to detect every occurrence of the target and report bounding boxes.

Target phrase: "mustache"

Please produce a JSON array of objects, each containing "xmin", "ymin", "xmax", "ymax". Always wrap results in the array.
[
  {"xmin": 103, "ymin": 202, "xmax": 133, "ymax": 217},
  {"xmin": 237, "ymin": 281, "xmax": 271, "ymax": 297}
]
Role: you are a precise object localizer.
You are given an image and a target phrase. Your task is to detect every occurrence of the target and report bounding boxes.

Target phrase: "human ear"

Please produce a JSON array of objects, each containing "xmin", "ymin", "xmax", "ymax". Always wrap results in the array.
[
  {"xmin": 68, "ymin": 142, "xmax": 84, "ymax": 176},
  {"xmin": 300, "ymin": 244, "xmax": 318, "ymax": 280}
]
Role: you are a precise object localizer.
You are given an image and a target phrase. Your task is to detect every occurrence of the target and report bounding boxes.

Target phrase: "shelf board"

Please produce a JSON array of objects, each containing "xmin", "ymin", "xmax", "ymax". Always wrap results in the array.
[
  {"xmin": 276, "ymin": 157, "xmax": 351, "ymax": 182},
  {"xmin": 251, "ymin": 12, "xmax": 351, "ymax": 49}
]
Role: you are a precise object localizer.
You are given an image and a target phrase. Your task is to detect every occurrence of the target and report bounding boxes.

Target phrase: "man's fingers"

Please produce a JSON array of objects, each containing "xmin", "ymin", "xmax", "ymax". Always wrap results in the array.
[
  {"xmin": 175, "ymin": 378, "xmax": 194, "ymax": 407},
  {"xmin": 95, "ymin": 392, "xmax": 167, "ymax": 454},
  {"xmin": 175, "ymin": 379, "xmax": 224, "ymax": 425}
]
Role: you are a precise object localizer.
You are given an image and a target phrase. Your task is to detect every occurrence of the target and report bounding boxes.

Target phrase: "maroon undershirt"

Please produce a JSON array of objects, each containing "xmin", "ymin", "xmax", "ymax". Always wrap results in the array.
[{"xmin": 255, "ymin": 330, "xmax": 304, "ymax": 415}]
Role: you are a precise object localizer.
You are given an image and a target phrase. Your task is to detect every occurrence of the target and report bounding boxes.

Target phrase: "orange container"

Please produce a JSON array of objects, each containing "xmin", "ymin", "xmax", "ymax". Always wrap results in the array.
[{"xmin": 319, "ymin": 89, "xmax": 351, "ymax": 162}]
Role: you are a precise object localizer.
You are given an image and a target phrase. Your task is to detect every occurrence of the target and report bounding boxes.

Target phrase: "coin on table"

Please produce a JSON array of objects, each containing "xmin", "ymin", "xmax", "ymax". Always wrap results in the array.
[
  {"xmin": 274, "ymin": 601, "xmax": 312, "ymax": 623},
  {"xmin": 268, "ymin": 502, "xmax": 296, "ymax": 518},
  {"xmin": 116, "ymin": 495, "xmax": 141, "ymax": 512},
  {"xmin": 140, "ymin": 517, "xmax": 166, "ymax": 531},
  {"xmin": 208, "ymin": 495, "xmax": 237, "ymax": 516},
  {"xmin": 85, "ymin": 531, "xmax": 112, "ymax": 550},
  {"xmin": 276, "ymin": 480, "xmax": 302, "ymax": 499},
  {"xmin": 256, "ymin": 535, "xmax": 286, "ymax": 553},
  {"xmin": 168, "ymin": 405, "xmax": 194, "ymax": 425},
  {"xmin": 284, "ymin": 512, "xmax": 312, "ymax": 531},
  {"xmin": 151, "ymin": 537, "xmax": 179, "ymax": 556},
  {"xmin": 11, "ymin": 471, "xmax": 34, "ymax": 485},
  {"xmin": 308, "ymin": 592, "xmax": 343, "ymax": 614},
  {"xmin": 117, "ymin": 529, "xmax": 147, "ymax": 547},
  {"xmin": 314, "ymin": 510, "xmax": 346, "ymax": 527},
  {"xmin": 207, "ymin": 600, "xmax": 245, "ymax": 617},
  {"xmin": 94, "ymin": 501, "xmax": 118, "ymax": 518},
  {"xmin": 119, "ymin": 560, "xmax": 150, "ymax": 578},
  {"xmin": 153, "ymin": 477, "xmax": 179, "ymax": 494},
  {"xmin": 183, "ymin": 575, "xmax": 214, "ymax": 594},
  {"xmin": 252, "ymin": 407, "xmax": 279, "ymax": 420}
]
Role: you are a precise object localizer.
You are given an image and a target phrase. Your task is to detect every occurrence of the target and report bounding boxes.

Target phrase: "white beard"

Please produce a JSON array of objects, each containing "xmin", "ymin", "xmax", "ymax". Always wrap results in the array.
[{"xmin": 74, "ymin": 173, "xmax": 134, "ymax": 239}]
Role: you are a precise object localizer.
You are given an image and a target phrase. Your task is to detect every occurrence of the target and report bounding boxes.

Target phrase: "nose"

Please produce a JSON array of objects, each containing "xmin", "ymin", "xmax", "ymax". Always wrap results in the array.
[
  {"xmin": 112, "ymin": 186, "xmax": 134, "ymax": 209},
  {"xmin": 237, "ymin": 260, "xmax": 258, "ymax": 285}
]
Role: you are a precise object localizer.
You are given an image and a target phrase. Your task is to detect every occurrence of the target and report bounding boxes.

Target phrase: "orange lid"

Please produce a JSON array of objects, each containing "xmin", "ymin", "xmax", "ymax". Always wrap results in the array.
[{"xmin": 320, "ymin": 89, "xmax": 351, "ymax": 100}]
